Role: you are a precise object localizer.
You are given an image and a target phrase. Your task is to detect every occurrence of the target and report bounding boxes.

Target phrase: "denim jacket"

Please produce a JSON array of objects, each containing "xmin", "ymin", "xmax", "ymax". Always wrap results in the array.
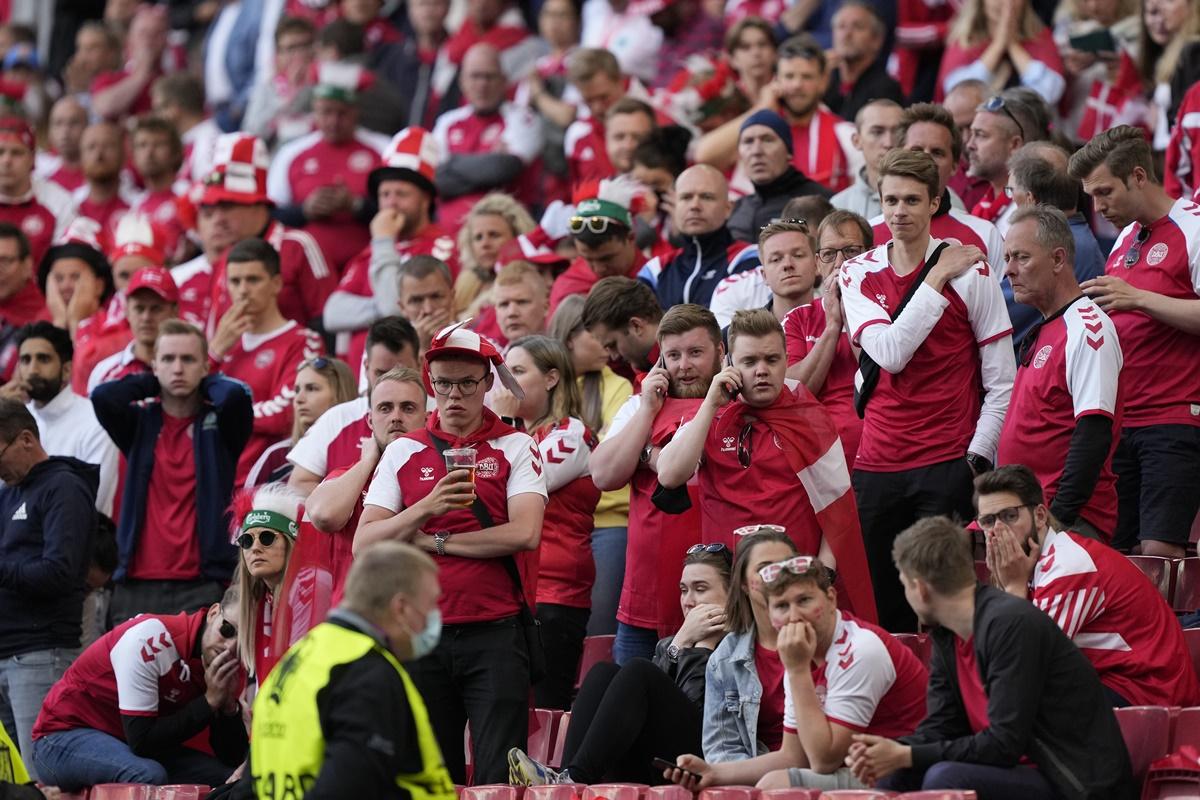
[{"xmin": 702, "ymin": 629, "xmax": 769, "ymax": 763}]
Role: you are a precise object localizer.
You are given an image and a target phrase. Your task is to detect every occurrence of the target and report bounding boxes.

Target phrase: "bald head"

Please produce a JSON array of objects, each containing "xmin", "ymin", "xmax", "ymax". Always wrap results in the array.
[
  {"xmin": 461, "ymin": 43, "xmax": 506, "ymax": 113},
  {"xmin": 675, "ymin": 164, "xmax": 733, "ymax": 236},
  {"xmin": 944, "ymin": 80, "xmax": 987, "ymax": 147}
]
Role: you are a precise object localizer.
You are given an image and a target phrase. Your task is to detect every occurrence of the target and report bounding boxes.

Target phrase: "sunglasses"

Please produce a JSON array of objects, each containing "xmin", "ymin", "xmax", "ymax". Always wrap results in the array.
[
  {"xmin": 758, "ymin": 555, "xmax": 816, "ymax": 584},
  {"xmin": 761, "ymin": 217, "xmax": 809, "ymax": 232},
  {"xmin": 218, "ymin": 616, "xmax": 237, "ymax": 639},
  {"xmin": 237, "ymin": 530, "xmax": 281, "ymax": 550},
  {"xmin": 733, "ymin": 523, "xmax": 787, "ymax": 537},
  {"xmin": 737, "ymin": 422, "xmax": 753, "ymax": 468},
  {"xmin": 687, "ymin": 542, "xmax": 730, "ymax": 556},
  {"xmin": 297, "ymin": 356, "xmax": 331, "ymax": 372},
  {"xmin": 976, "ymin": 504, "xmax": 1032, "ymax": 530},
  {"xmin": 1123, "ymin": 226, "xmax": 1151, "ymax": 268},
  {"xmin": 983, "ymin": 95, "xmax": 1026, "ymax": 140},
  {"xmin": 569, "ymin": 216, "xmax": 618, "ymax": 235}
]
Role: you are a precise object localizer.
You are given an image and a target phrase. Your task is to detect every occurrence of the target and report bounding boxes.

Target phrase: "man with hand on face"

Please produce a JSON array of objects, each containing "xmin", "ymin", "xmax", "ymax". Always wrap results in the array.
[
  {"xmin": 241, "ymin": 543, "xmax": 457, "ymax": 800},
  {"xmin": 979, "ymin": 465, "xmax": 1200, "ymax": 709},
  {"xmin": 356, "ymin": 323, "xmax": 547, "ymax": 786},
  {"xmin": 87, "ymin": 267, "xmax": 179, "ymax": 392},
  {"xmin": 657, "ymin": 308, "xmax": 876, "ymax": 619},
  {"xmin": 31, "ymin": 587, "xmax": 248, "ymax": 791},
  {"xmin": 209, "ymin": 238, "xmax": 325, "ymax": 486},
  {"xmin": 92, "ymin": 321, "xmax": 253, "ymax": 624},
  {"xmin": 847, "ymin": 516, "xmax": 1134, "ymax": 800},
  {"xmin": 397, "ymin": 256, "xmax": 458, "ymax": 358},
  {"xmin": 995, "ymin": 206, "xmax": 1123, "ymax": 541},
  {"xmin": 588, "ymin": 296, "xmax": 714, "ymax": 662},
  {"xmin": 8, "ymin": 322, "xmax": 118, "ymax": 515},
  {"xmin": 664, "ymin": 555, "xmax": 924, "ymax": 792},
  {"xmin": 640, "ymin": 165, "xmax": 760, "ymax": 309},
  {"xmin": 326, "ymin": 127, "xmax": 459, "ymax": 370}
]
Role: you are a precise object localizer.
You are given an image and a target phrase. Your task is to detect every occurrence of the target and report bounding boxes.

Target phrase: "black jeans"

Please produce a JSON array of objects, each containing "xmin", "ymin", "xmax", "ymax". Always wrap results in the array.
[
  {"xmin": 534, "ymin": 603, "xmax": 590, "ymax": 711},
  {"xmin": 406, "ymin": 616, "xmax": 530, "ymax": 785},
  {"xmin": 853, "ymin": 457, "xmax": 976, "ymax": 632},
  {"xmin": 563, "ymin": 659, "xmax": 701, "ymax": 785},
  {"xmin": 110, "ymin": 579, "xmax": 225, "ymax": 627}
]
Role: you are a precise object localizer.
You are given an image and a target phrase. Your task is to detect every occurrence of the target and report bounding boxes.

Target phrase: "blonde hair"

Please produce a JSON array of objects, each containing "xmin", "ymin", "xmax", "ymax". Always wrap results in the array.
[
  {"xmin": 727, "ymin": 308, "xmax": 785, "ymax": 354},
  {"xmin": 1138, "ymin": 0, "xmax": 1200, "ymax": 84},
  {"xmin": 495, "ymin": 259, "xmax": 549, "ymax": 296},
  {"xmin": 454, "ymin": 194, "xmax": 536, "ymax": 315},
  {"xmin": 506, "ymin": 335, "xmax": 582, "ymax": 433},
  {"xmin": 291, "ymin": 356, "xmax": 357, "ymax": 441},
  {"xmin": 547, "ymin": 294, "xmax": 604, "ymax": 432},
  {"xmin": 235, "ymin": 483, "xmax": 304, "ymax": 675},
  {"xmin": 949, "ymin": 0, "xmax": 1043, "ymax": 46}
]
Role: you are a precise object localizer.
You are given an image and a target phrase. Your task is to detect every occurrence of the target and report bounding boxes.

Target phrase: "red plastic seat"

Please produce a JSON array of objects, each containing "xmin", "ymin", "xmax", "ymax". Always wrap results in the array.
[
  {"xmin": 1175, "ymin": 559, "xmax": 1200, "ymax": 612},
  {"xmin": 529, "ymin": 708, "xmax": 559, "ymax": 763},
  {"xmin": 525, "ymin": 785, "xmax": 584, "ymax": 800},
  {"xmin": 818, "ymin": 792, "xmax": 896, "ymax": 799},
  {"xmin": 461, "ymin": 786, "xmax": 522, "ymax": 800},
  {"xmin": 647, "ymin": 786, "xmax": 697, "ymax": 800},
  {"xmin": 894, "ymin": 633, "xmax": 931, "ymax": 668},
  {"xmin": 759, "ymin": 791, "xmax": 821, "ymax": 800},
  {"xmin": 89, "ymin": 786, "xmax": 155, "ymax": 800},
  {"xmin": 576, "ymin": 635, "xmax": 617, "ymax": 688},
  {"xmin": 155, "ymin": 787, "xmax": 211, "ymax": 800},
  {"xmin": 1172, "ymin": 706, "xmax": 1200, "ymax": 749},
  {"xmin": 549, "ymin": 711, "xmax": 571, "ymax": 769},
  {"xmin": 1114, "ymin": 705, "xmax": 1172, "ymax": 779},
  {"xmin": 59, "ymin": 793, "xmax": 90, "ymax": 800},
  {"xmin": 1128, "ymin": 556, "xmax": 1175, "ymax": 603},
  {"xmin": 700, "ymin": 787, "xmax": 759, "ymax": 800},
  {"xmin": 582, "ymin": 783, "xmax": 647, "ymax": 800},
  {"xmin": 898, "ymin": 793, "xmax": 978, "ymax": 799}
]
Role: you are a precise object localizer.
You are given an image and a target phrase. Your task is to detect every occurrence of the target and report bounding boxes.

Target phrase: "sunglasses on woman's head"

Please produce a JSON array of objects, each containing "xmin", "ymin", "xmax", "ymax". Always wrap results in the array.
[{"xmin": 237, "ymin": 530, "xmax": 280, "ymax": 550}]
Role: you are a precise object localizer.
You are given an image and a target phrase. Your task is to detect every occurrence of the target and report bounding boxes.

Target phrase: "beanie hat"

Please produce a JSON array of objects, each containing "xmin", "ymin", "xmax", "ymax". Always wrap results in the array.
[{"xmin": 740, "ymin": 109, "xmax": 794, "ymax": 156}]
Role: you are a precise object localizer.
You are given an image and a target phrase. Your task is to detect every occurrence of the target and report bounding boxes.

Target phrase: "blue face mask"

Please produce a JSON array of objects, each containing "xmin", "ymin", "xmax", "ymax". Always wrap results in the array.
[{"xmin": 411, "ymin": 608, "xmax": 442, "ymax": 659}]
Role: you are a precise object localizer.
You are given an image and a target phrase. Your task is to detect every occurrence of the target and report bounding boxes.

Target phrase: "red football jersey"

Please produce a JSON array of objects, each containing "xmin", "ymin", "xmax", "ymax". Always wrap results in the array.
[
  {"xmin": 1030, "ymin": 528, "xmax": 1200, "ymax": 707},
  {"xmin": 564, "ymin": 116, "xmax": 613, "ymax": 187},
  {"xmin": 784, "ymin": 298, "xmax": 862, "ymax": 467},
  {"xmin": 286, "ymin": 396, "xmax": 370, "ymax": 481},
  {"xmin": 171, "ymin": 254, "xmax": 213, "ymax": 329},
  {"xmin": 131, "ymin": 412, "xmax": 201, "ymax": 580},
  {"xmin": 0, "ymin": 180, "xmax": 75, "ymax": 265},
  {"xmin": 996, "ymin": 298, "xmax": 1123, "ymax": 535},
  {"xmin": 130, "ymin": 188, "xmax": 186, "ymax": 261},
  {"xmin": 87, "ymin": 342, "xmax": 152, "ymax": 394},
  {"xmin": 1102, "ymin": 199, "xmax": 1200, "ymax": 427},
  {"xmin": 790, "ymin": 109, "xmax": 852, "ymax": 193},
  {"xmin": 870, "ymin": 207, "xmax": 1006, "ymax": 280},
  {"xmin": 532, "ymin": 417, "xmax": 601, "ymax": 609}
]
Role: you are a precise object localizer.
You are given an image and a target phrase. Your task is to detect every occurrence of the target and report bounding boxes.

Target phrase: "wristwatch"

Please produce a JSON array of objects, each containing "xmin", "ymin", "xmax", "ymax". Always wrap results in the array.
[
  {"xmin": 666, "ymin": 643, "xmax": 683, "ymax": 661},
  {"xmin": 433, "ymin": 529, "xmax": 451, "ymax": 556},
  {"xmin": 965, "ymin": 453, "xmax": 993, "ymax": 476},
  {"xmin": 640, "ymin": 444, "xmax": 654, "ymax": 464}
]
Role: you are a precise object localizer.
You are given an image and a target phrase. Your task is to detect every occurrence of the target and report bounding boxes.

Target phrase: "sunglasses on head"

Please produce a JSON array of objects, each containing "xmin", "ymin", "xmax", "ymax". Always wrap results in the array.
[
  {"xmin": 758, "ymin": 555, "xmax": 816, "ymax": 584},
  {"xmin": 238, "ymin": 530, "xmax": 281, "ymax": 550},
  {"xmin": 733, "ymin": 523, "xmax": 787, "ymax": 537},
  {"xmin": 983, "ymin": 95, "xmax": 1026, "ymax": 140},
  {"xmin": 569, "ymin": 215, "xmax": 617, "ymax": 235},
  {"xmin": 298, "ymin": 356, "xmax": 331, "ymax": 372}
]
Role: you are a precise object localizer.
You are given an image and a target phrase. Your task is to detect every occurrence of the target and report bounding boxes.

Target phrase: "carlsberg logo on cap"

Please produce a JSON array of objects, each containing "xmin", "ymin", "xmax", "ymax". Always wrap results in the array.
[
  {"xmin": 241, "ymin": 509, "xmax": 299, "ymax": 538},
  {"xmin": 246, "ymin": 511, "xmax": 272, "ymax": 526}
]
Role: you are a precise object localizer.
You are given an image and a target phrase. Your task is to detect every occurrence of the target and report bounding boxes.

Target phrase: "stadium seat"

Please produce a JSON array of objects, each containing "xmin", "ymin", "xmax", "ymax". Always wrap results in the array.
[
  {"xmin": 1172, "ymin": 706, "xmax": 1200, "ymax": 750},
  {"xmin": 759, "ymin": 790, "xmax": 821, "ymax": 800},
  {"xmin": 699, "ymin": 787, "xmax": 759, "ymax": 800},
  {"xmin": 1175, "ymin": 559, "xmax": 1200, "ymax": 612},
  {"xmin": 549, "ymin": 711, "xmax": 571, "ymax": 769},
  {"xmin": 817, "ymin": 792, "xmax": 896, "ymax": 799},
  {"xmin": 1183, "ymin": 630, "xmax": 1200, "ymax": 682},
  {"xmin": 582, "ymin": 783, "xmax": 648, "ymax": 800},
  {"xmin": 59, "ymin": 793, "xmax": 89, "ymax": 800},
  {"xmin": 894, "ymin": 633, "xmax": 931, "ymax": 668},
  {"xmin": 529, "ymin": 708, "xmax": 559, "ymax": 763},
  {"xmin": 89, "ymin": 786, "xmax": 154, "ymax": 800},
  {"xmin": 155, "ymin": 787, "xmax": 211, "ymax": 800},
  {"xmin": 1128, "ymin": 556, "xmax": 1175, "ymax": 603},
  {"xmin": 647, "ymin": 786, "xmax": 698, "ymax": 800},
  {"xmin": 526, "ymin": 785, "xmax": 585, "ymax": 800},
  {"xmin": 1114, "ymin": 706, "xmax": 1172, "ymax": 780},
  {"xmin": 576, "ymin": 635, "xmax": 617, "ymax": 688},
  {"xmin": 898, "ymin": 793, "xmax": 978, "ymax": 799},
  {"xmin": 461, "ymin": 785, "xmax": 522, "ymax": 800}
]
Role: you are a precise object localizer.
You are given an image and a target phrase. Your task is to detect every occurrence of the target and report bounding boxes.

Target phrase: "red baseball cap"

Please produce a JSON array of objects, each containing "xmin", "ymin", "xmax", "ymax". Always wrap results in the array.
[
  {"xmin": 126, "ymin": 267, "xmax": 179, "ymax": 304},
  {"xmin": 424, "ymin": 320, "xmax": 524, "ymax": 399},
  {"xmin": 0, "ymin": 116, "xmax": 34, "ymax": 150}
]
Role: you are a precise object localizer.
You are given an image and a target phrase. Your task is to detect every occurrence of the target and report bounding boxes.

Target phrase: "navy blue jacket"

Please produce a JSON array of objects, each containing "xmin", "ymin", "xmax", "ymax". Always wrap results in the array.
[
  {"xmin": 92, "ymin": 373, "xmax": 253, "ymax": 583},
  {"xmin": 0, "ymin": 456, "xmax": 97, "ymax": 658},
  {"xmin": 639, "ymin": 226, "xmax": 761, "ymax": 310}
]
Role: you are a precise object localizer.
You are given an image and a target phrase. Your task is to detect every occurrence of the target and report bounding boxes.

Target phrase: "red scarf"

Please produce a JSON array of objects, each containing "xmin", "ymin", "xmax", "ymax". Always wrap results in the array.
[
  {"xmin": 970, "ymin": 184, "xmax": 1012, "ymax": 223},
  {"xmin": 713, "ymin": 387, "xmax": 877, "ymax": 622}
]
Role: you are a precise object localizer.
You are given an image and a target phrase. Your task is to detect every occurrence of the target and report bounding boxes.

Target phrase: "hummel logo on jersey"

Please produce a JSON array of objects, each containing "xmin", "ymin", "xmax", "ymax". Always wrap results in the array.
[
  {"xmin": 721, "ymin": 437, "xmax": 736, "ymax": 451},
  {"xmin": 10, "ymin": 503, "xmax": 25, "ymax": 521},
  {"xmin": 420, "ymin": 466, "xmax": 435, "ymax": 481}
]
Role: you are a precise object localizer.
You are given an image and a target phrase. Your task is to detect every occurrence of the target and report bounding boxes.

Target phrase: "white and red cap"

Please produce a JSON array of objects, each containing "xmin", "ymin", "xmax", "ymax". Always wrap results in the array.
[
  {"xmin": 109, "ymin": 213, "xmax": 165, "ymax": 266},
  {"xmin": 369, "ymin": 126, "xmax": 439, "ymax": 199},
  {"xmin": 127, "ymin": 266, "xmax": 179, "ymax": 304},
  {"xmin": 313, "ymin": 60, "xmax": 374, "ymax": 104},
  {"xmin": 424, "ymin": 320, "xmax": 524, "ymax": 399},
  {"xmin": 201, "ymin": 133, "xmax": 272, "ymax": 206},
  {"xmin": 0, "ymin": 115, "xmax": 33, "ymax": 150}
]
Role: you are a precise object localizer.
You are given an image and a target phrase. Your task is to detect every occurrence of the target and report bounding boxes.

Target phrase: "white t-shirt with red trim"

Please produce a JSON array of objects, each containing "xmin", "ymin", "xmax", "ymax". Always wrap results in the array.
[
  {"xmin": 839, "ymin": 237, "xmax": 1014, "ymax": 471},
  {"xmin": 782, "ymin": 611, "xmax": 926, "ymax": 739},
  {"xmin": 996, "ymin": 298, "xmax": 1123, "ymax": 534},
  {"xmin": 1030, "ymin": 528, "xmax": 1200, "ymax": 707},
  {"xmin": 364, "ymin": 427, "xmax": 547, "ymax": 623},
  {"xmin": 1102, "ymin": 198, "xmax": 1200, "ymax": 427},
  {"xmin": 286, "ymin": 396, "xmax": 370, "ymax": 480},
  {"xmin": 709, "ymin": 262, "xmax": 769, "ymax": 329}
]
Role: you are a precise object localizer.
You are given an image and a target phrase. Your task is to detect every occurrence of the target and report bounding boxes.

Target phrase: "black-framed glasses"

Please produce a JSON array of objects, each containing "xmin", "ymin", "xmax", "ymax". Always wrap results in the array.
[
  {"xmin": 568, "ymin": 216, "xmax": 615, "ymax": 235},
  {"xmin": 976, "ymin": 504, "xmax": 1032, "ymax": 530},
  {"xmin": 983, "ymin": 95, "xmax": 1026, "ymax": 140},
  {"xmin": 218, "ymin": 616, "xmax": 237, "ymax": 639},
  {"xmin": 687, "ymin": 543, "xmax": 730, "ymax": 556},
  {"xmin": 1124, "ymin": 226, "xmax": 1151, "ymax": 268},
  {"xmin": 297, "ymin": 356, "xmax": 331, "ymax": 372},
  {"xmin": 237, "ymin": 530, "xmax": 280, "ymax": 550},
  {"xmin": 737, "ymin": 421, "xmax": 753, "ymax": 468},
  {"xmin": 430, "ymin": 375, "xmax": 488, "ymax": 396},
  {"xmin": 817, "ymin": 245, "xmax": 864, "ymax": 263}
]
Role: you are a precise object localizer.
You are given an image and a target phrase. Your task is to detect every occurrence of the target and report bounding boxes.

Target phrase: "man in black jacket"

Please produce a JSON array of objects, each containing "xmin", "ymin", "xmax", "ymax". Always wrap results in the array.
[
  {"xmin": 847, "ymin": 515, "xmax": 1135, "ymax": 800},
  {"xmin": 0, "ymin": 398, "xmax": 97, "ymax": 780},
  {"xmin": 727, "ymin": 110, "xmax": 832, "ymax": 244}
]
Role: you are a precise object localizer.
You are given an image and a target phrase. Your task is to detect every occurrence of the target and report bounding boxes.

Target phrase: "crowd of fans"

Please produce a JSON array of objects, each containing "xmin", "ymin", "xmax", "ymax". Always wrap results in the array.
[{"xmin": 0, "ymin": 0, "xmax": 1198, "ymax": 797}]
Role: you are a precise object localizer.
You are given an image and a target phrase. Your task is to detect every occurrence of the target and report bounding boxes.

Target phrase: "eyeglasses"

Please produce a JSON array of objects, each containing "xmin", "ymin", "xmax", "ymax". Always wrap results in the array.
[
  {"xmin": 218, "ymin": 616, "xmax": 237, "ymax": 640},
  {"xmin": 430, "ymin": 375, "xmax": 488, "ymax": 396},
  {"xmin": 737, "ymin": 421, "xmax": 753, "ymax": 468},
  {"xmin": 758, "ymin": 555, "xmax": 816, "ymax": 584},
  {"xmin": 1123, "ymin": 226, "xmax": 1151, "ymax": 268},
  {"xmin": 817, "ymin": 246, "xmax": 864, "ymax": 263},
  {"xmin": 297, "ymin": 356, "xmax": 331, "ymax": 372},
  {"xmin": 976, "ymin": 504, "xmax": 1032, "ymax": 530},
  {"xmin": 983, "ymin": 95, "xmax": 1026, "ymax": 140},
  {"xmin": 568, "ymin": 216, "xmax": 617, "ymax": 235},
  {"xmin": 237, "ymin": 530, "xmax": 281, "ymax": 550},
  {"xmin": 733, "ymin": 523, "xmax": 787, "ymax": 537}
]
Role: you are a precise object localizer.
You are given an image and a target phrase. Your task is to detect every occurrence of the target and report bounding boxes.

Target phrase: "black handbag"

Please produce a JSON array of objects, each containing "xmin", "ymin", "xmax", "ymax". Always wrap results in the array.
[
  {"xmin": 428, "ymin": 433, "xmax": 547, "ymax": 684},
  {"xmin": 853, "ymin": 242, "xmax": 948, "ymax": 418}
]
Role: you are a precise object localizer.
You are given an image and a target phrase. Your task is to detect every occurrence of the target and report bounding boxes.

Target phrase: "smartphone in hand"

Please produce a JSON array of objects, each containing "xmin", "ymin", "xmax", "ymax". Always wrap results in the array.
[
  {"xmin": 651, "ymin": 757, "xmax": 700, "ymax": 781},
  {"xmin": 724, "ymin": 355, "xmax": 740, "ymax": 400}
]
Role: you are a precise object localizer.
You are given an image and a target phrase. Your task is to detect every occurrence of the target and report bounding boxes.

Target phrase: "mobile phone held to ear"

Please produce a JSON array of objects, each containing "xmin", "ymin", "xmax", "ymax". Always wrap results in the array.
[
  {"xmin": 651, "ymin": 757, "xmax": 700, "ymax": 781},
  {"xmin": 724, "ymin": 355, "xmax": 740, "ymax": 400}
]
